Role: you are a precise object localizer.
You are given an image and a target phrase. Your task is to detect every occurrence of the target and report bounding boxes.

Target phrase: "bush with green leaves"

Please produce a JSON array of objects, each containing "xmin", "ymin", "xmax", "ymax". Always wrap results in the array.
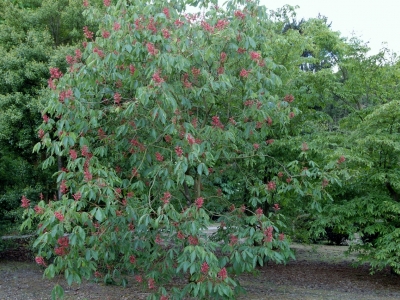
[{"xmin": 22, "ymin": 0, "xmax": 343, "ymax": 298}]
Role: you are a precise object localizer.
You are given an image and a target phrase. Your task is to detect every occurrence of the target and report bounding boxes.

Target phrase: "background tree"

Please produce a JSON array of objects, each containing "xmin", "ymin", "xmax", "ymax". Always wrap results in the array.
[{"xmin": 0, "ymin": 0, "xmax": 91, "ymax": 233}]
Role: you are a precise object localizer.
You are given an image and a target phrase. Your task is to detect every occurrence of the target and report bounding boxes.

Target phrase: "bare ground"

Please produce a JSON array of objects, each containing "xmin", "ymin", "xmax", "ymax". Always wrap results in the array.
[{"xmin": 0, "ymin": 243, "xmax": 399, "ymax": 300}]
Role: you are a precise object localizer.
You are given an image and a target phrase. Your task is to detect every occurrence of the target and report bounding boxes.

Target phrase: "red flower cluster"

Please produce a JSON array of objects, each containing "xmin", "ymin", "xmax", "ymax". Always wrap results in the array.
[
  {"xmin": 338, "ymin": 155, "xmax": 346, "ymax": 164},
  {"xmin": 215, "ymin": 19, "xmax": 229, "ymax": 30},
  {"xmin": 273, "ymin": 203, "xmax": 280, "ymax": 211},
  {"xmin": 175, "ymin": 146, "xmax": 183, "ymax": 157},
  {"xmin": 35, "ymin": 256, "xmax": 47, "ymax": 267},
  {"xmin": 177, "ymin": 231, "xmax": 185, "ymax": 240},
  {"xmin": 162, "ymin": 28, "xmax": 170, "ymax": 39},
  {"xmin": 229, "ymin": 235, "xmax": 238, "ymax": 246},
  {"xmin": 73, "ymin": 192, "xmax": 82, "ymax": 201},
  {"xmin": 55, "ymin": 212, "xmax": 64, "ymax": 222},
  {"xmin": 211, "ymin": 115, "xmax": 224, "ymax": 129},
  {"xmin": 256, "ymin": 207, "xmax": 263, "ymax": 216},
  {"xmin": 217, "ymin": 267, "xmax": 228, "ymax": 280},
  {"xmin": 267, "ymin": 181, "xmax": 276, "ymax": 191},
  {"xmin": 69, "ymin": 149, "xmax": 77, "ymax": 160},
  {"xmin": 182, "ymin": 73, "xmax": 192, "ymax": 88},
  {"xmin": 284, "ymin": 94, "xmax": 295, "ymax": 103},
  {"xmin": 155, "ymin": 235, "xmax": 163, "ymax": 245},
  {"xmin": 152, "ymin": 70, "xmax": 164, "ymax": 85},
  {"xmin": 103, "ymin": 0, "xmax": 110, "ymax": 6},
  {"xmin": 147, "ymin": 18, "xmax": 157, "ymax": 34},
  {"xmin": 155, "ymin": 152, "xmax": 164, "ymax": 162},
  {"xmin": 113, "ymin": 22, "xmax": 121, "ymax": 31},
  {"xmin": 83, "ymin": 26, "xmax": 93, "ymax": 39},
  {"xmin": 59, "ymin": 89, "xmax": 73, "ymax": 103},
  {"xmin": 239, "ymin": 68, "xmax": 251, "ymax": 77},
  {"xmin": 195, "ymin": 197, "xmax": 204, "ymax": 208},
  {"xmin": 192, "ymin": 67, "xmax": 201, "ymax": 77},
  {"xmin": 234, "ymin": 10, "xmax": 245, "ymax": 19},
  {"xmin": 188, "ymin": 235, "xmax": 198, "ymax": 245},
  {"xmin": 163, "ymin": 7, "xmax": 170, "ymax": 19},
  {"xmin": 38, "ymin": 129, "xmax": 45, "ymax": 139},
  {"xmin": 266, "ymin": 139, "xmax": 274, "ymax": 145},
  {"xmin": 201, "ymin": 262, "xmax": 209, "ymax": 274},
  {"xmin": 220, "ymin": 52, "xmax": 227, "ymax": 62},
  {"xmin": 129, "ymin": 255, "xmax": 136, "ymax": 264},
  {"xmin": 55, "ymin": 236, "xmax": 69, "ymax": 256},
  {"xmin": 21, "ymin": 196, "xmax": 30, "ymax": 208},
  {"xmin": 250, "ymin": 51, "xmax": 261, "ymax": 61},
  {"xmin": 148, "ymin": 278, "xmax": 156, "ymax": 289},
  {"xmin": 34, "ymin": 205, "xmax": 44, "ymax": 214},
  {"xmin": 201, "ymin": 21, "xmax": 214, "ymax": 33},
  {"xmin": 186, "ymin": 134, "xmax": 196, "ymax": 145},
  {"xmin": 264, "ymin": 226, "xmax": 273, "ymax": 243},
  {"xmin": 129, "ymin": 64, "xmax": 135, "ymax": 75},
  {"xmin": 98, "ymin": 28, "xmax": 109, "ymax": 38},
  {"xmin": 161, "ymin": 191, "xmax": 171, "ymax": 204},
  {"xmin": 146, "ymin": 42, "xmax": 158, "ymax": 55},
  {"xmin": 50, "ymin": 67, "xmax": 63, "ymax": 79},
  {"xmin": 60, "ymin": 180, "xmax": 68, "ymax": 194}
]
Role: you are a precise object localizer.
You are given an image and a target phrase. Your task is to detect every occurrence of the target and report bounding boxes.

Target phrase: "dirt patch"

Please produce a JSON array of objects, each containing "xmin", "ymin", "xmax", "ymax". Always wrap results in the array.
[{"xmin": 0, "ymin": 243, "xmax": 399, "ymax": 299}]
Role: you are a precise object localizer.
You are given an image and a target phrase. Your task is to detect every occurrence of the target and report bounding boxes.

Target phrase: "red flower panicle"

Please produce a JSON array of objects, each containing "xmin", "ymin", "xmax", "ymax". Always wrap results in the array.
[
  {"xmin": 163, "ymin": 7, "xmax": 170, "ymax": 19},
  {"xmin": 250, "ymin": 51, "xmax": 260, "ymax": 61},
  {"xmin": 177, "ymin": 231, "xmax": 185, "ymax": 240},
  {"xmin": 83, "ymin": 26, "xmax": 93, "ymax": 39},
  {"xmin": 34, "ymin": 205, "xmax": 44, "ymax": 214},
  {"xmin": 146, "ymin": 42, "xmax": 158, "ymax": 55},
  {"xmin": 102, "ymin": 30, "xmax": 110, "ymax": 38},
  {"xmin": 229, "ymin": 235, "xmax": 238, "ymax": 246},
  {"xmin": 161, "ymin": 191, "xmax": 171, "ymax": 204},
  {"xmin": 240, "ymin": 69, "xmax": 250, "ymax": 77},
  {"xmin": 188, "ymin": 235, "xmax": 199, "ymax": 245},
  {"xmin": 217, "ymin": 267, "xmax": 228, "ymax": 280},
  {"xmin": 35, "ymin": 256, "xmax": 46, "ymax": 266},
  {"xmin": 148, "ymin": 278, "xmax": 156, "ymax": 289},
  {"xmin": 211, "ymin": 115, "xmax": 224, "ymax": 129},
  {"xmin": 201, "ymin": 262, "xmax": 209, "ymax": 274},
  {"xmin": 267, "ymin": 181, "xmax": 276, "ymax": 191},
  {"xmin": 284, "ymin": 94, "xmax": 294, "ymax": 103},
  {"xmin": 55, "ymin": 212, "xmax": 64, "ymax": 222},
  {"xmin": 21, "ymin": 195, "xmax": 30, "ymax": 208},
  {"xmin": 73, "ymin": 192, "xmax": 82, "ymax": 201},
  {"xmin": 155, "ymin": 152, "xmax": 164, "ymax": 162},
  {"xmin": 195, "ymin": 197, "xmax": 204, "ymax": 208},
  {"xmin": 255, "ymin": 207, "xmax": 263, "ymax": 216}
]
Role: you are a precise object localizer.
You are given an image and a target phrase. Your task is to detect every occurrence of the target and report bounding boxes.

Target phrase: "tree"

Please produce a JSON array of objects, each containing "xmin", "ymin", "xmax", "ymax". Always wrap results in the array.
[
  {"xmin": 0, "ymin": 0, "xmax": 93, "ymax": 233},
  {"xmin": 22, "ymin": 0, "xmax": 340, "ymax": 298}
]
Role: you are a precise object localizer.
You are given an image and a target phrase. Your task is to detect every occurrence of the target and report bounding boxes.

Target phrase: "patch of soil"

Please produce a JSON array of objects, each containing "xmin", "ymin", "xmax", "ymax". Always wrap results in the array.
[{"xmin": 0, "ymin": 243, "xmax": 399, "ymax": 299}]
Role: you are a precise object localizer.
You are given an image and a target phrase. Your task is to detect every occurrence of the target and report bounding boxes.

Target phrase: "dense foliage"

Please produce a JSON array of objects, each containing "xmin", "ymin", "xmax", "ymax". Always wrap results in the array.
[
  {"xmin": 0, "ymin": 0, "xmax": 396, "ymax": 298},
  {"xmin": 0, "ymin": 0, "xmax": 91, "ymax": 233}
]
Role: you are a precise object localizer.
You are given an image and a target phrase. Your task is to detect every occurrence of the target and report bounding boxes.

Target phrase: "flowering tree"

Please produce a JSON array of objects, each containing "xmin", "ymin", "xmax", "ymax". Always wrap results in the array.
[{"xmin": 22, "ymin": 0, "xmax": 338, "ymax": 298}]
